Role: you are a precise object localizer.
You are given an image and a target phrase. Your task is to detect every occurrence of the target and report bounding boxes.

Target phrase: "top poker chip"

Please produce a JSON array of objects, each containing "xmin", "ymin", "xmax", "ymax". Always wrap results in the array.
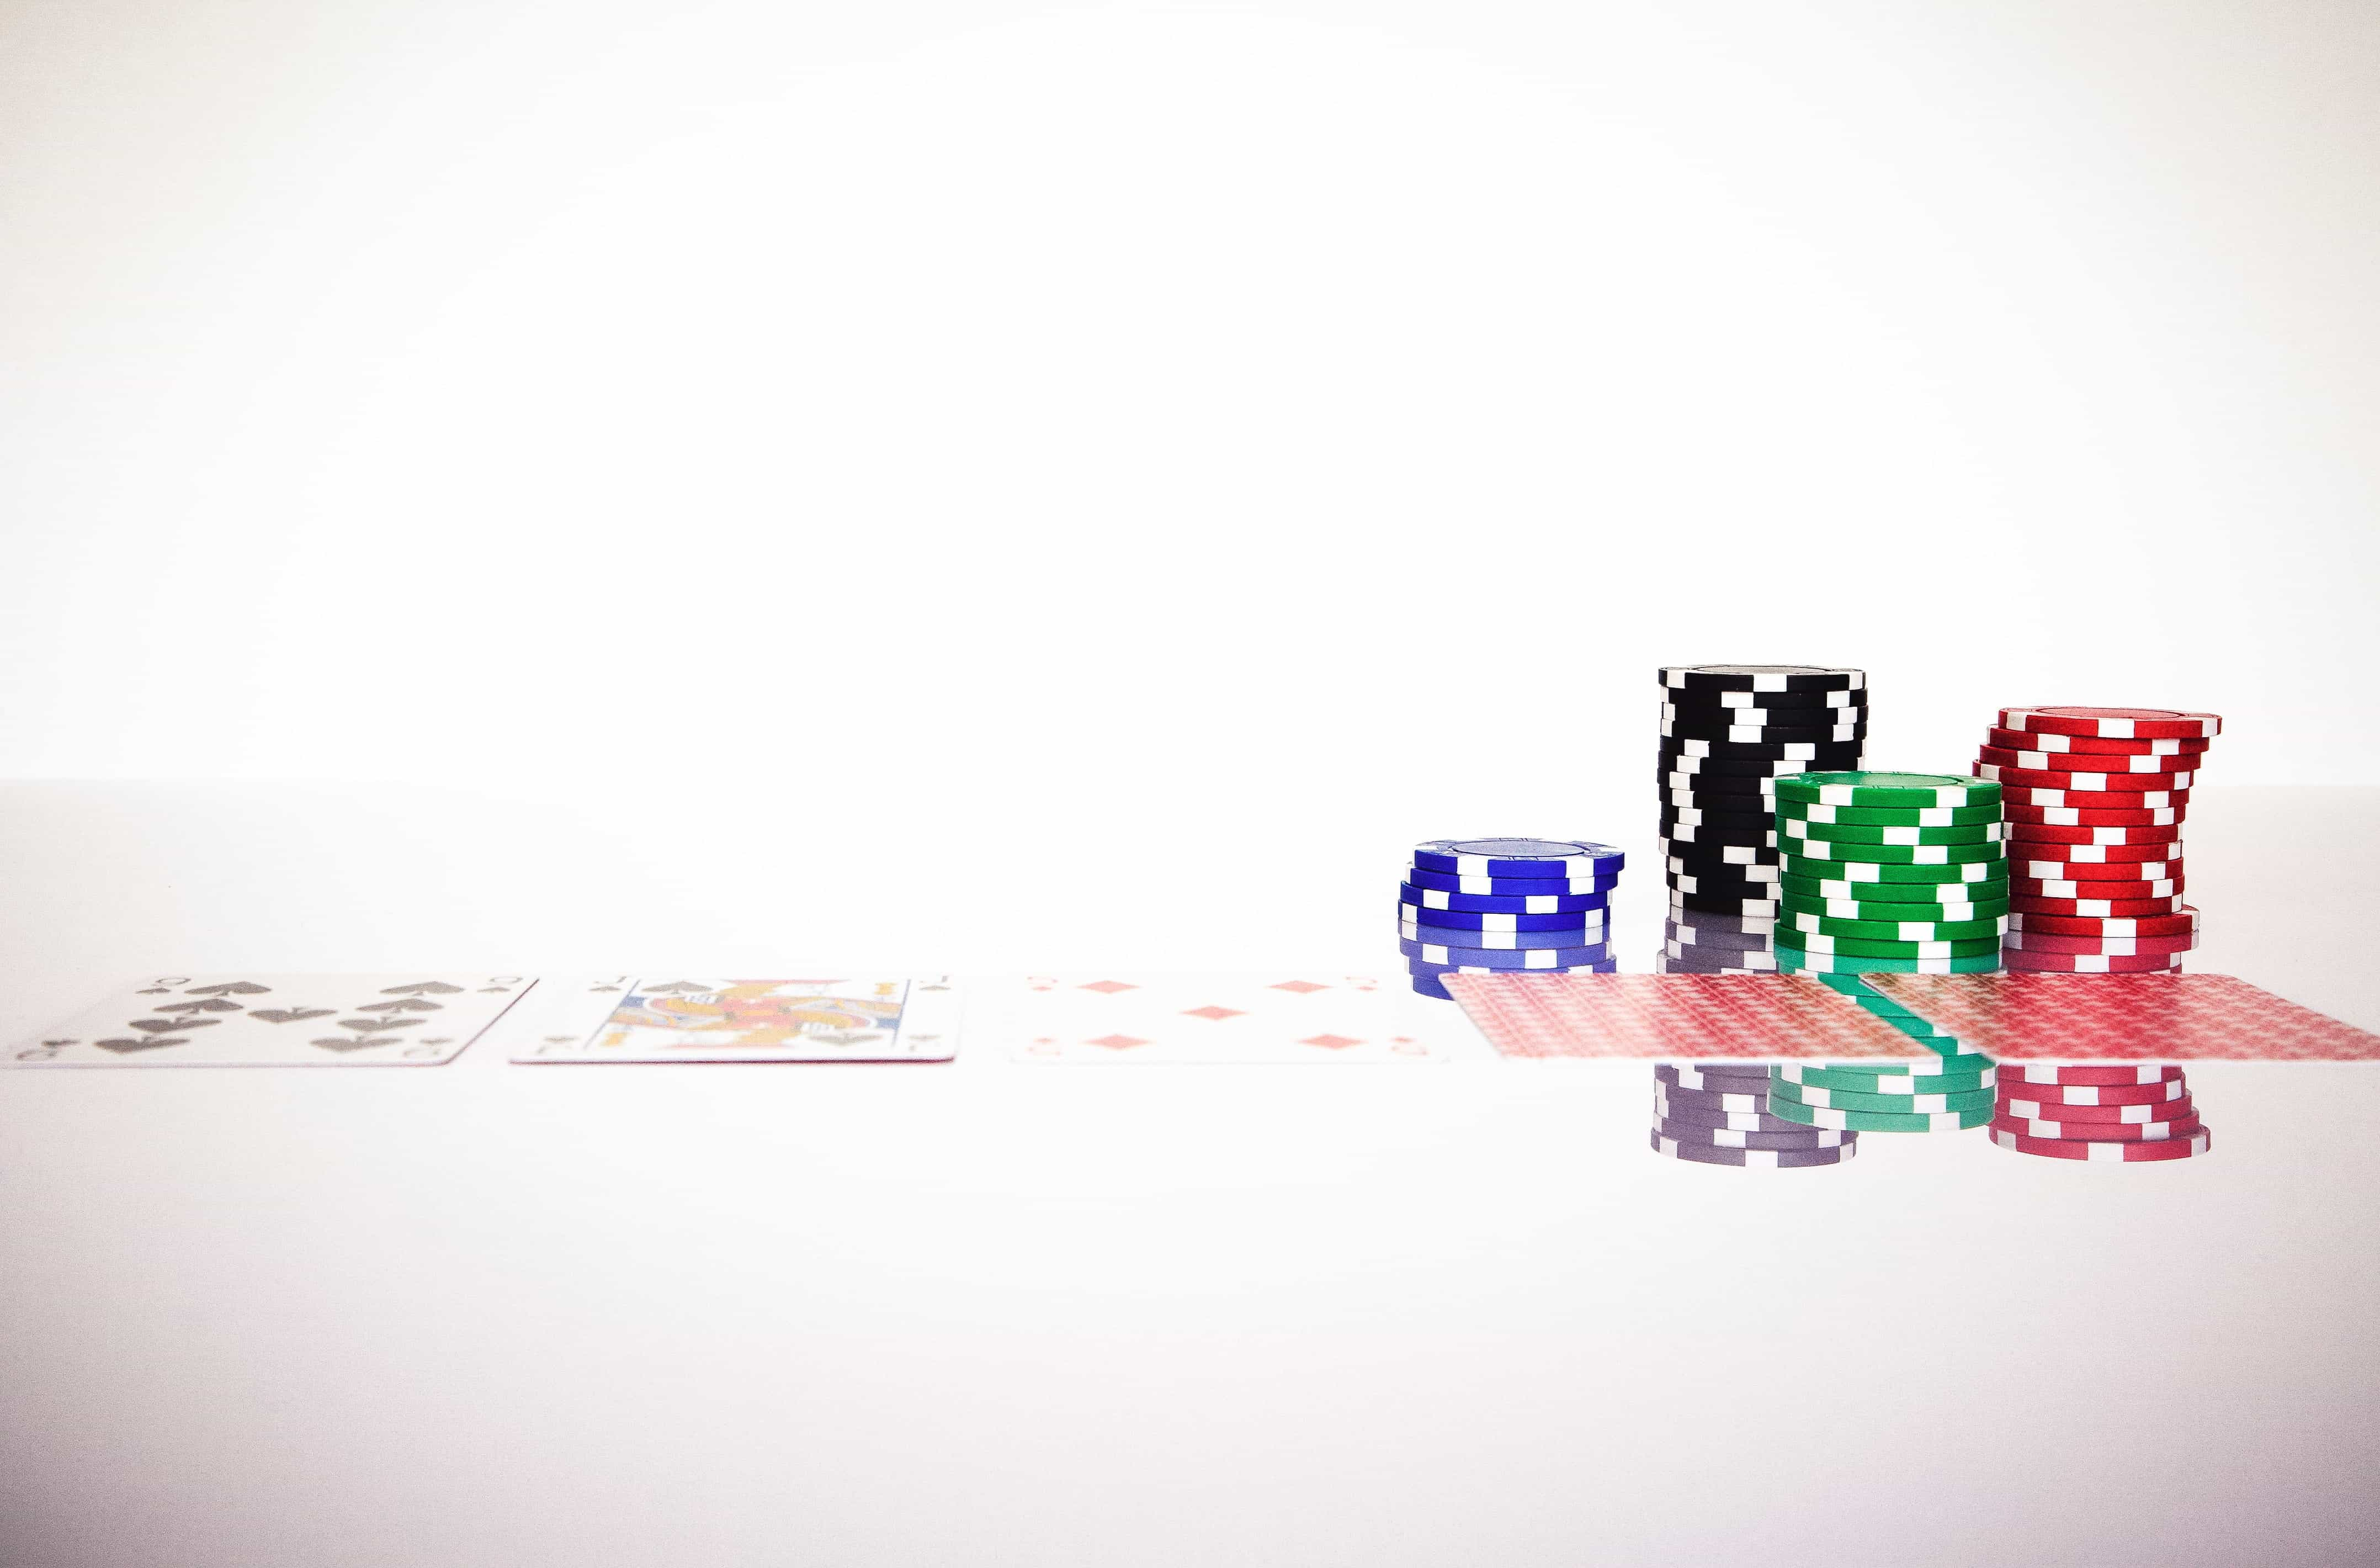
[
  {"xmin": 1772, "ymin": 772, "xmax": 2002, "ymax": 810},
  {"xmin": 1660, "ymin": 665, "xmax": 1865, "ymax": 695},
  {"xmin": 1998, "ymin": 707, "xmax": 2222, "ymax": 741},
  {"xmin": 1411, "ymin": 838, "xmax": 1626, "ymax": 879}
]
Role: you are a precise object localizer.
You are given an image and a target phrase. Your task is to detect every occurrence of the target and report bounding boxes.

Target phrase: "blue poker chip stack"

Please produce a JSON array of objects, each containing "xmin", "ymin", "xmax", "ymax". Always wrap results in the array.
[{"xmin": 1399, "ymin": 838, "xmax": 1624, "ymax": 999}]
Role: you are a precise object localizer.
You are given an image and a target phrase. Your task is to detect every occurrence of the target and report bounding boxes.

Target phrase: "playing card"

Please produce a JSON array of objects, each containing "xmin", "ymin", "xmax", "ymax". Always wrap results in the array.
[
  {"xmin": 511, "ymin": 977, "xmax": 960, "ymax": 1063},
  {"xmin": 1440, "ymin": 973, "xmax": 1935, "ymax": 1061},
  {"xmin": 991, "ymin": 974, "xmax": 1469, "ymax": 1063},
  {"xmin": 9, "ymin": 975, "xmax": 537, "ymax": 1067},
  {"xmin": 1866, "ymin": 973, "xmax": 2380, "ymax": 1062}
]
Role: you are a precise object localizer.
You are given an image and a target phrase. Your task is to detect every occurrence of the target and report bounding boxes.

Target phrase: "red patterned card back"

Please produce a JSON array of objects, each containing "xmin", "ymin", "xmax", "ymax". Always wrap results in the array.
[
  {"xmin": 1441, "ymin": 973, "xmax": 1936, "ymax": 1061},
  {"xmin": 1866, "ymin": 973, "xmax": 2380, "ymax": 1062}
]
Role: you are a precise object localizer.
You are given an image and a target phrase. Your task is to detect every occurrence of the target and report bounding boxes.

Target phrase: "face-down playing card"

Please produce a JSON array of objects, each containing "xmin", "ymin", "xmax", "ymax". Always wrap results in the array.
[
  {"xmin": 999, "ymin": 974, "xmax": 1462, "ymax": 1063},
  {"xmin": 511, "ymin": 977, "xmax": 960, "ymax": 1063},
  {"xmin": 1439, "ymin": 972, "xmax": 1935, "ymax": 1061},
  {"xmin": 1863, "ymin": 972, "xmax": 2380, "ymax": 1062},
  {"xmin": 9, "ymin": 975, "xmax": 538, "ymax": 1067}
]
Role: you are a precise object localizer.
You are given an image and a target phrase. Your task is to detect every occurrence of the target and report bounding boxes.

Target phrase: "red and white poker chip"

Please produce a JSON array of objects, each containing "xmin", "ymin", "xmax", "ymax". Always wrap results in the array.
[
  {"xmin": 2009, "ymin": 893, "xmax": 2189, "ymax": 919},
  {"xmin": 1998, "ymin": 785, "xmax": 2192, "ymax": 811},
  {"xmin": 2006, "ymin": 907, "xmax": 2199, "ymax": 937},
  {"xmin": 1998, "ymin": 707, "xmax": 2223, "ymax": 741},
  {"xmin": 2003, "ymin": 804, "xmax": 2182, "ymax": 828},
  {"xmin": 2002, "ymin": 836, "xmax": 2180, "ymax": 862},
  {"xmin": 1978, "ymin": 745, "xmax": 2197, "ymax": 778},
  {"xmin": 2000, "ymin": 949, "xmax": 2186, "ymax": 973},
  {"xmin": 2011, "ymin": 857, "xmax": 2181, "ymax": 882},
  {"xmin": 2011, "ymin": 876, "xmax": 2180, "ymax": 900},
  {"xmin": 2006, "ymin": 1077, "xmax": 2191, "ymax": 1108},
  {"xmin": 1978, "ymin": 762, "xmax": 2196, "ymax": 793},
  {"xmin": 1985, "ymin": 727, "xmax": 2208, "ymax": 757},
  {"xmin": 2001, "ymin": 1095, "xmax": 2199, "ymax": 1125},
  {"xmin": 2003, "ymin": 929, "xmax": 2197, "ymax": 957},
  {"xmin": 1990, "ymin": 1127, "xmax": 2211, "ymax": 1161}
]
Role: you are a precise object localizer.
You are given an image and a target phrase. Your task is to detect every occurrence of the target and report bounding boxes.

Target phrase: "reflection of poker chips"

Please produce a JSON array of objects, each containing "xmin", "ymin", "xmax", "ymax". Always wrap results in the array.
[
  {"xmin": 2007, "ymin": 907, "xmax": 2198, "ymax": 937},
  {"xmin": 1405, "ymin": 866, "xmax": 1619, "ymax": 896},
  {"xmin": 2000, "ymin": 949, "xmax": 2184, "ymax": 973},
  {"xmin": 2001, "ymin": 1063, "xmax": 2186, "ymax": 1087},
  {"xmin": 1775, "ymin": 772, "xmax": 1999, "ymax": 810},
  {"xmin": 1978, "ymin": 745, "xmax": 2197, "ymax": 777},
  {"xmin": 1784, "ymin": 910, "xmax": 2006, "ymax": 942},
  {"xmin": 1770, "ymin": 1079, "xmax": 1998, "ymax": 1116},
  {"xmin": 1661, "ymin": 942, "xmax": 1778, "ymax": 972},
  {"xmin": 1665, "ymin": 914, "xmax": 1775, "ymax": 947},
  {"xmin": 1782, "ymin": 819, "xmax": 2000, "ymax": 847},
  {"xmin": 1651, "ymin": 1130, "xmax": 1858, "ymax": 1167},
  {"xmin": 1997, "ymin": 707, "xmax": 2220, "ymax": 741},
  {"xmin": 1671, "ymin": 893, "xmax": 1780, "ymax": 918},
  {"xmin": 1794, "ymin": 936, "xmax": 2001, "ymax": 961},
  {"xmin": 2002, "ymin": 929, "xmax": 2197, "ymax": 957},
  {"xmin": 1990, "ymin": 1127, "xmax": 2211, "ymax": 1162},
  {"xmin": 1776, "ymin": 1062, "xmax": 1993, "ymax": 1093},
  {"xmin": 1661, "ymin": 665, "xmax": 1866, "ymax": 695},
  {"xmin": 1769, "ymin": 1097, "xmax": 1994, "ymax": 1133},
  {"xmin": 1985, "ymin": 727, "xmax": 2207, "ymax": 757},
  {"xmin": 1411, "ymin": 839, "xmax": 1625, "ymax": 878},
  {"xmin": 1656, "ymin": 1079, "xmax": 1773, "ymax": 1114},
  {"xmin": 1409, "ymin": 958, "xmax": 1610, "ymax": 997},
  {"xmin": 1652, "ymin": 1093, "xmax": 1815, "ymax": 1133},
  {"xmin": 1653, "ymin": 1116, "xmax": 1853, "ymax": 1152},
  {"xmin": 2006, "ymin": 1077, "xmax": 2191, "ymax": 1108},
  {"xmin": 1398, "ymin": 883, "xmax": 1612, "ymax": 914},
  {"xmin": 1653, "ymin": 1062, "xmax": 1775, "ymax": 1091},
  {"xmin": 1775, "ymin": 944, "xmax": 2003, "ymax": 974},
  {"xmin": 1399, "ymin": 937, "xmax": 1611, "ymax": 968},
  {"xmin": 2004, "ymin": 1095, "xmax": 2197, "ymax": 1125},
  {"xmin": 1993, "ymin": 1113, "xmax": 2203, "ymax": 1142},
  {"xmin": 1402, "ymin": 920, "xmax": 1606, "ymax": 950}
]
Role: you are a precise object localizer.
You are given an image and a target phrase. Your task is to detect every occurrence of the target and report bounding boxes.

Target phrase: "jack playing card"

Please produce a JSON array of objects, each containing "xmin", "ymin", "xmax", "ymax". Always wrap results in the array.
[
  {"xmin": 510, "ymin": 977, "xmax": 960, "ymax": 1063},
  {"xmin": 9, "ymin": 975, "xmax": 538, "ymax": 1067}
]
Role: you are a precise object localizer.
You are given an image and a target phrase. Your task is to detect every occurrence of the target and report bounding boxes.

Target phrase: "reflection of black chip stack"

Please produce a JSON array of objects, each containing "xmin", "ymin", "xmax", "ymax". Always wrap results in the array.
[{"xmin": 1659, "ymin": 666, "xmax": 1868, "ymax": 923}]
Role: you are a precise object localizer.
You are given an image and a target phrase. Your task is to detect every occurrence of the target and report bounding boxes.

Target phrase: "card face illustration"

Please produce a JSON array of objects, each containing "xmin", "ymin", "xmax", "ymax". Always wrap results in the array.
[
  {"xmin": 1440, "ymin": 973, "xmax": 1935, "ymax": 1062},
  {"xmin": 1866, "ymin": 973, "xmax": 2380, "ymax": 1062},
  {"xmin": 510, "ymin": 977, "xmax": 960, "ymax": 1063},
  {"xmin": 992, "ymin": 974, "xmax": 1461, "ymax": 1063},
  {"xmin": 8, "ymin": 976, "xmax": 538, "ymax": 1067}
]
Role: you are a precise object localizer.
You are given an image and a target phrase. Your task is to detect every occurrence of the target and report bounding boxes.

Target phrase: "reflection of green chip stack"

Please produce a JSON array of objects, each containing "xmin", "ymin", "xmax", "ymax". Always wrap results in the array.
[{"xmin": 1768, "ymin": 772, "xmax": 2005, "ymax": 1129}]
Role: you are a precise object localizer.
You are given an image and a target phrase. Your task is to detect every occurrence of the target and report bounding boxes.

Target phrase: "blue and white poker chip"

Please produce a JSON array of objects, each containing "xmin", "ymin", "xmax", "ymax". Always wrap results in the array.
[
  {"xmin": 1397, "ymin": 882, "xmax": 1608, "ymax": 915},
  {"xmin": 1409, "ymin": 839, "xmax": 1625, "ymax": 880},
  {"xmin": 1398, "ymin": 900, "xmax": 1608, "ymax": 931},
  {"xmin": 1404, "ymin": 865, "xmax": 1621, "ymax": 897},
  {"xmin": 1401, "ymin": 918, "xmax": 1606, "ymax": 950},
  {"xmin": 1399, "ymin": 937, "xmax": 1611, "ymax": 969}
]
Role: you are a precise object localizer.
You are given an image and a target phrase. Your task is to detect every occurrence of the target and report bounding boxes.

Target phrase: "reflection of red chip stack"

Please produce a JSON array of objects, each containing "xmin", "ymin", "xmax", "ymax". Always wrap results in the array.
[
  {"xmin": 1989, "ymin": 1062, "xmax": 2211, "ymax": 1162},
  {"xmin": 1971, "ymin": 707, "xmax": 2222, "ymax": 973}
]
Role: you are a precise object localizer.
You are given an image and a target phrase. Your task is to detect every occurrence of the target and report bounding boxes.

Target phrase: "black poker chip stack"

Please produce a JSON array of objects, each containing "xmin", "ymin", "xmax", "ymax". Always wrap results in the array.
[{"xmin": 1659, "ymin": 666, "xmax": 1868, "ymax": 939}]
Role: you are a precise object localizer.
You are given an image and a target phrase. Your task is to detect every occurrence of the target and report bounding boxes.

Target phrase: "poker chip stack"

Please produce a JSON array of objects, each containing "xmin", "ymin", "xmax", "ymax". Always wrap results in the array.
[
  {"xmin": 1767, "ymin": 771, "xmax": 2008, "ymax": 1132},
  {"xmin": 1658, "ymin": 666, "xmax": 1866, "ymax": 956},
  {"xmin": 1398, "ymin": 839, "xmax": 1623, "ymax": 1000},
  {"xmin": 1976, "ymin": 707, "xmax": 2222, "ymax": 972},
  {"xmin": 1650, "ymin": 1061, "xmax": 1858, "ymax": 1168},
  {"xmin": 1989, "ymin": 1062, "xmax": 2212, "ymax": 1163}
]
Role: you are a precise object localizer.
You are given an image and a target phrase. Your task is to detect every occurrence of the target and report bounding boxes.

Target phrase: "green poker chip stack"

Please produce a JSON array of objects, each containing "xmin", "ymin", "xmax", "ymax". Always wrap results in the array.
[{"xmin": 1771, "ymin": 772, "xmax": 2005, "ymax": 1117}]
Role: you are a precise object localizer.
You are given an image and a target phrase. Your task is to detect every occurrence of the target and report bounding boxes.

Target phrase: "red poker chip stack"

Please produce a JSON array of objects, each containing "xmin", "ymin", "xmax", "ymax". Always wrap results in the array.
[
  {"xmin": 1989, "ymin": 1062, "xmax": 2212, "ymax": 1163},
  {"xmin": 1971, "ymin": 707, "xmax": 2222, "ymax": 973}
]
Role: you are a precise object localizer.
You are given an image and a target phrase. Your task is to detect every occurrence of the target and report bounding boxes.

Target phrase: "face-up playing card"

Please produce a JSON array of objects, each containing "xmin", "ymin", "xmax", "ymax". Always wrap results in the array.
[
  {"xmin": 511, "ymin": 977, "xmax": 960, "ymax": 1063},
  {"xmin": 9, "ymin": 975, "xmax": 538, "ymax": 1067},
  {"xmin": 991, "ymin": 974, "xmax": 1470, "ymax": 1063},
  {"xmin": 1439, "ymin": 973, "xmax": 1936, "ymax": 1061},
  {"xmin": 1866, "ymin": 973, "xmax": 2380, "ymax": 1062}
]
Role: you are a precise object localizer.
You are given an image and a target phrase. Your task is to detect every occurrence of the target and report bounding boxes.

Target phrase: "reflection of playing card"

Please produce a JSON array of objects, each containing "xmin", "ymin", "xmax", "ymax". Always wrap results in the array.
[
  {"xmin": 511, "ymin": 977, "xmax": 960, "ymax": 1063},
  {"xmin": 1867, "ymin": 973, "xmax": 2380, "ymax": 1062},
  {"xmin": 1441, "ymin": 973, "xmax": 1933, "ymax": 1061},
  {"xmin": 994, "ymin": 974, "xmax": 1456, "ymax": 1063},
  {"xmin": 9, "ymin": 975, "xmax": 537, "ymax": 1067}
]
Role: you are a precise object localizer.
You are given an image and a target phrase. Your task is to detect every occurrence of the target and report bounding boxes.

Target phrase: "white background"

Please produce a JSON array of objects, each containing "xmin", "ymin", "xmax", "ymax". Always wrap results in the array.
[{"xmin": 5, "ymin": 3, "xmax": 2380, "ymax": 1565}]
